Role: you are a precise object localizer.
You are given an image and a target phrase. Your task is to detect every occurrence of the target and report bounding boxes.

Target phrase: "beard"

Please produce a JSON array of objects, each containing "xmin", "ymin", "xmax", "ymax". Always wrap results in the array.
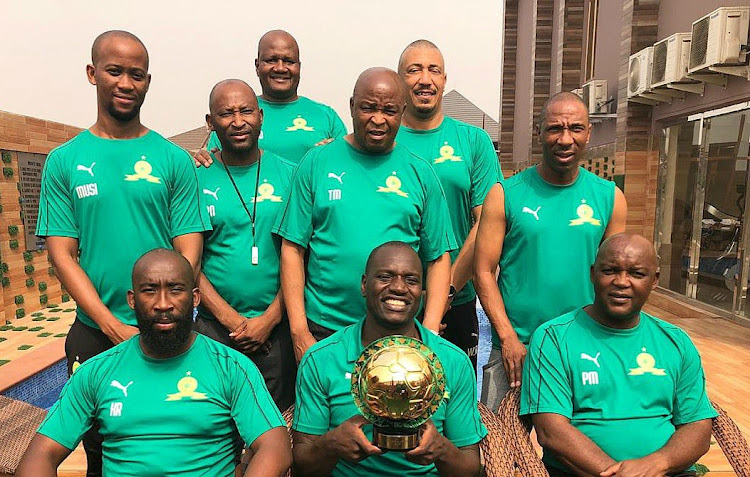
[
  {"xmin": 137, "ymin": 311, "xmax": 193, "ymax": 356},
  {"xmin": 107, "ymin": 102, "xmax": 142, "ymax": 122}
]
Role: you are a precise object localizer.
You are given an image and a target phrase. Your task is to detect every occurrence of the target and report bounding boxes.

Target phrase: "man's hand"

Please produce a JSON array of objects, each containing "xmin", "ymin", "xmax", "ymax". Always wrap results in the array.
[
  {"xmin": 314, "ymin": 138, "xmax": 335, "ymax": 147},
  {"xmin": 193, "ymin": 148, "xmax": 216, "ymax": 168},
  {"xmin": 325, "ymin": 415, "xmax": 383, "ymax": 462},
  {"xmin": 600, "ymin": 455, "xmax": 670, "ymax": 477},
  {"xmin": 404, "ymin": 420, "xmax": 452, "ymax": 466},
  {"xmin": 291, "ymin": 329, "xmax": 317, "ymax": 363},
  {"xmin": 230, "ymin": 314, "xmax": 276, "ymax": 354},
  {"xmin": 500, "ymin": 334, "xmax": 527, "ymax": 388},
  {"xmin": 102, "ymin": 321, "xmax": 139, "ymax": 345}
]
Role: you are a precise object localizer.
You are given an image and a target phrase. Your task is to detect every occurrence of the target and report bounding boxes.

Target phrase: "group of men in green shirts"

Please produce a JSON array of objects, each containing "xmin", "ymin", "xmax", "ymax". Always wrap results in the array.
[{"xmin": 16, "ymin": 25, "xmax": 718, "ymax": 477}]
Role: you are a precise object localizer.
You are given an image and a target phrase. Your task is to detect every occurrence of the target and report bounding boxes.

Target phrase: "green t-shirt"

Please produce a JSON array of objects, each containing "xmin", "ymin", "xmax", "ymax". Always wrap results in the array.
[
  {"xmin": 38, "ymin": 334, "xmax": 285, "ymax": 477},
  {"xmin": 197, "ymin": 151, "xmax": 295, "ymax": 320},
  {"xmin": 36, "ymin": 130, "xmax": 211, "ymax": 328},
  {"xmin": 207, "ymin": 96, "xmax": 347, "ymax": 164},
  {"xmin": 293, "ymin": 319, "xmax": 487, "ymax": 476},
  {"xmin": 397, "ymin": 116, "xmax": 502, "ymax": 305},
  {"xmin": 273, "ymin": 140, "xmax": 457, "ymax": 331},
  {"xmin": 520, "ymin": 309, "xmax": 717, "ymax": 471},
  {"xmin": 494, "ymin": 167, "xmax": 615, "ymax": 346}
]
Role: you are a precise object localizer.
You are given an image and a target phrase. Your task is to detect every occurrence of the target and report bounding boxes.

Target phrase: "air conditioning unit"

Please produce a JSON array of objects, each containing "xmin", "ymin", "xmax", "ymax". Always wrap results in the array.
[
  {"xmin": 688, "ymin": 6, "xmax": 750, "ymax": 74},
  {"xmin": 628, "ymin": 47, "xmax": 654, "ymax": 98},
  {"xmin": 582, "ymin": 80, "xmax": 607, "ymax": 114},
  {"xmin": 571, "ymin": 88, "xmax": 583, "ymax": 99},
  {"xmin": 652, "ymin": 33, "xmax": 693, "ymax": 87}
]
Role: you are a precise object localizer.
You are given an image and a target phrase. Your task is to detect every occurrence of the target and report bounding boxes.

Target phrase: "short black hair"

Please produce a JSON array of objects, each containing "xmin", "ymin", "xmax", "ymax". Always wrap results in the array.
[{"xmin": 364, "ymin": 241, "xmax": 417, "ymax": 275}]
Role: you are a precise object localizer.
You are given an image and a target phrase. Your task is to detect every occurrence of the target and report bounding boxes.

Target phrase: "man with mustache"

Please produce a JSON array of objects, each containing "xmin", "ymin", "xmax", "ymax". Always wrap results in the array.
[
  {"xmin": 17, "ymin": 249, "xmax": 290, "ymax": 477},
  {"xmin": 274, "ymin": 67, "xmax": 456, "ymax": 363},
  {"xmin": 396, "ymin": 39, "xmax": 502, "ymax": 370},
  {"xmin": 292, "ymin": 241, "xmax": 485, "ymax": 476},
  {"xmin": 521, "ymin": 234, "xmax": 716, "ymax": 477},
  {"xmin": 199, "ymin": 30, "xmax": 347, "ymax": 165},
  {"xmin": 195, "ymin": 79, "xmax": 296, "ymax": 411},
  {"xmin": 36, "ymin": 30, "xmax": 210, "ymax": 475},
  {"xmin": 474, "ymin": 92, "xmax": 627, "ymax": 412}
]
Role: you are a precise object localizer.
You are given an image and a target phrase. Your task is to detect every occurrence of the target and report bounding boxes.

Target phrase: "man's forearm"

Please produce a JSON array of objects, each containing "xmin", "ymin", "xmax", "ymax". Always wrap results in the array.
[
  {"xmin": 292, "ymin": 434, "xmax": 340, "ymax": 477},
  {"xmin": 435, "ymin": 445, "xmax": 482, "ymax": 477},
  {"xmin": 244, "ymin": 429, "xmax": 292, "ymax": 477},
  {"xmin": 474, "ymin": 269, "xmax": 517, "ymax": 343},
  {"xmin": 263, "ymin": 290, "xmax": 284, "ymax": 326},
  {"xmin": 172, "ymin": 232, "xmax": 203, "ymax": 278},
  {"xmin": 648, "ymin": 420, "xmax": 712, "ymax": 473},
  {"xmin": 196, "ymin": 273, "xmax": 242, "ymax": 331},
  {"xmin": 49, "ymin": 248, "xmax": 119, "ymax": 330},
  {"xmin": 423, "ymin": 253, "xmax": 451, "ymax": 330},
  {"xmin": 534, "ymin": 416, "xmax": 616, "ymax": 476},
  {"xmin": 280, "ymin": 241, "xmax": 309, "ymax": 334},
  {"xmin": 450, "ymin": 221, "xmax": 479, "ymax": 294}
]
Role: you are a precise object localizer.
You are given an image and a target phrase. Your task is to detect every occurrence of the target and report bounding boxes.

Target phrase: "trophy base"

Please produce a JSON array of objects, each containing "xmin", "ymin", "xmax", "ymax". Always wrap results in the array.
[{"xmin": 372, "ymin": 426, "xmax": 419, "ymax": 451}]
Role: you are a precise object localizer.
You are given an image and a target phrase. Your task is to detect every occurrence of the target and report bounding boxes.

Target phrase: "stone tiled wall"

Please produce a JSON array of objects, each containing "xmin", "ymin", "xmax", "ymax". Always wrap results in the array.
[{"xmin": 0, "ymin": 111, "xmax": 82, "ymax": 323}]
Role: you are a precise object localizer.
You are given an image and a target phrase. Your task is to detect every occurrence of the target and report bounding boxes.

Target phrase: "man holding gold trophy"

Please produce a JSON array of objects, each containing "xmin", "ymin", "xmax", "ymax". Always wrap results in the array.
[{"xmin": 292, "ymin": 241, "xmax": 486, "ymax": 476}]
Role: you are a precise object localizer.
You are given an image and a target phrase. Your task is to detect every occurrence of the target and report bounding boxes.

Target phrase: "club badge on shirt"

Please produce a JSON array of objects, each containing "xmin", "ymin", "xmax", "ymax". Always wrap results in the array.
[
  {"xmin": 165, "ymin": 371, "xmax": 208, "ymax": 401},
  {"xmin": 376, "ymin": 171, "xmax": 409, "ymax": 198},
  {"xmin": 286, "ymin": 116, "xmax": 314, "ymax": 132},
  {"xmin": 569, "ymin": 199, "xmax": 601, "ymax": 226},
  {"xmin": 125, "ymin": 156, "xmax": 161, "ymax": 184},
  {"xmin": 628, "ymin": 347, "xmax": 666, "ymax": 376},
  {"xmin": 433, "ymin": 142, "xmax": 462, "ymax": 164}
]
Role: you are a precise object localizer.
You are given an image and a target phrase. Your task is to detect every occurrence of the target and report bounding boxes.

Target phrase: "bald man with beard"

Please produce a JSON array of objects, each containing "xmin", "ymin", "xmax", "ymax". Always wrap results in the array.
[
  {"xmin": 17, "ymin": 249, "xmax": 290, "ymax": 477},
  {"xmin": 201, "ymin": 30, "xmax": 347, "ymax": 164},
  {"xmin": 521, "ymin": 234, "xmax": 716, "ymax": 477},
  {"xmin": 274, "ymin": 67, "xmax": 457, "ymax": 363}
]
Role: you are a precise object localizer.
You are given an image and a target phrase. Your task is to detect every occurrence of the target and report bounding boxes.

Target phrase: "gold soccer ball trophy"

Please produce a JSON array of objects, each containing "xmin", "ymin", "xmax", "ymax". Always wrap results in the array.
[{"xmin": 351, "ymin": 335, "xmax": 446, "ymax": 451}]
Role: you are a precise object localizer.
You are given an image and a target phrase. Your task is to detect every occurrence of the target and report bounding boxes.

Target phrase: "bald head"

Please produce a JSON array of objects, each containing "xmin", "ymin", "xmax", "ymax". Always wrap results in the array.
[
  {"xmin": 349, "ymin": 68, "xmax": 405, "ymax": 153},
  {"xmin": 539, "ymin": 91, "xmax": 588, "ymax": 130},
  {"xmin": 590, "ymin": 234, "xmax": 659, "ymax": 325},
  {"xmin": 595, "ymin": 234, "xmax": 657, "ymax": 270},
  {"xmin": 397, "ymin": 39, "xmax": 443, "ymax": 74},
  {"xmin": 208, "ymin": 79, "xmax": 257, "ymax": 114},
  {"xmin": 257, "ymin": 30, "xmax": 299, "ymax": 58},
  {"xmin": 91, "ymin": 30, "xmax": 149, "ymax": 68},
  {"xmin": 365, "ymin": 241, "xmax": 419, "ymax": 275},
  {"xmin": 132, "ymin": 249, "xmax": 194, "ymax": 289},
  {"xmin": 353, "ymin": 67, "xmax": 404, "ymax": 98}
]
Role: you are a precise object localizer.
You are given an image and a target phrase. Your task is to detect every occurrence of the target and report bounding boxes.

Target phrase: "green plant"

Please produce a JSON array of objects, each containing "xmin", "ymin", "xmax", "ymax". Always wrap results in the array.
[
  {"xmin": 25, "ymin": 278, "xmax": 34, "ymax": 287},
  {"xmin": 38, "ymin": 281, "xmax": 47, "ymax": 292},
  {"xmin": 61, "ymin": 293, "xmax": 70, "ymax": 302},
  {"xmin": 9, "ymin": 240, "xmax": 18, "ymax": 250},
  {"xmin": 695, "ymin": 463, "xmax": 709, "ymax": 476},
  {"xmin": 14, "ymin": 295, "xmax": 24, "ymax": 305},
  {"xmin": 0, "ymin": 263, "xmax": 7, "ymax": 273},
  {"xmin": 1, "ymin": 151, "xmax": 11, "ymax": 163},
  {"xmin": 23, "ymin": 251, "xmax": 33, "ymax": 262},
  {"xmin": 3, "ymin": 167, "xmax": 13, "ymax": 178},
  {"xmin": 48, "ymin": 266, "xmax": 55, "ymax": 276},
  {"xmin": 24, "ymin": 264, "xmax": 34, "ymax": 274},
  {"xmin": 15, "ymin": 308, "xmax": 25, "ymax": 318},
  {"xmin": 39, "ymin": 294, "xmax": 48, "ymax": 305},
  {"xmin": 1, "ymin": 277, "xmax": 9, "ymax": 287},
  {"xmin": 7, "ymin": 225, "xmax": 18, "ymax": 236}
]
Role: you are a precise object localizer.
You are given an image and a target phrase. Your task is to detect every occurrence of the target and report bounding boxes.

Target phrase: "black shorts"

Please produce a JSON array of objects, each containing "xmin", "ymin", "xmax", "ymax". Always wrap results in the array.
[
  {"xmin": 307, "ymin": 319, "xmax": 337, "ymax": 341},
  {"xmin": 441, "ymin": 297, "xmax": 479, "ymax": 371},
  {"xmin": 193, "ymin": 316, "xmax": 297, "ymax": 411},
  {"xmin": 65, "ymin": 318, "xmax": 114, "ymax": 375}
]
